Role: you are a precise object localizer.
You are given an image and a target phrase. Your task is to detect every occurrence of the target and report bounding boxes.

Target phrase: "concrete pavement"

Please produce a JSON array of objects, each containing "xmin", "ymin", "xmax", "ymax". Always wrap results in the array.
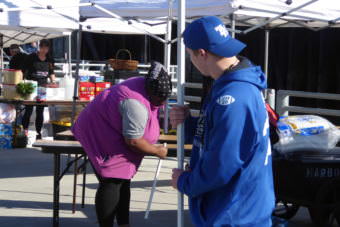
[{"xmin": 0, "ymin": 148, "xmax": 333, "ymax": 226}]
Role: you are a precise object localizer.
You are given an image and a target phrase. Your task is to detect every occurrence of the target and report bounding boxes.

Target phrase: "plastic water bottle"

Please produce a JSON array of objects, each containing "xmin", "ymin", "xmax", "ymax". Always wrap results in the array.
[{"xmin": 60, "ymin": 75, "xmax": 75, "ymax": 100}]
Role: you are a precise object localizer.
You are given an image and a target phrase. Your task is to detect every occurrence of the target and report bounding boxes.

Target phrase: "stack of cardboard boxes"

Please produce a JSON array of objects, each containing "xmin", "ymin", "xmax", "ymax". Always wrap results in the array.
[
  {"xmin": 78, "ymin": 75, "xmax": 111, "ymax": 101},
  {"xmin": 2, "ymin": 69, "xmax": 23, "ymax": 100}
]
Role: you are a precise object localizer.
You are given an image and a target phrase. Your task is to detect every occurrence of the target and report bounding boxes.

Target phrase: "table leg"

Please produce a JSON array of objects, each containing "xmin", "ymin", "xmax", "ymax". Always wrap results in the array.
[
  {"xmin": 72, "ymin": 154, "xmax": 78, "ymax": 214},
  {"xmin": 12, "ymin": 104, "xmax": 20, "ymax": 145},
  {"xmin": 81, "ymin": 156, "xmax": 87, "ymax": 208},
  {"xmin": 53, "ymin": 153, "xmax": 61, "ymax": 227}
]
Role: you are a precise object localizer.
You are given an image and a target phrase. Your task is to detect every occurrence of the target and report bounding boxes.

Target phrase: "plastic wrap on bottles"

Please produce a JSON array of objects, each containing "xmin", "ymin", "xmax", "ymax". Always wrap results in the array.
[
  {"xmin": 0, "ymin": 104, "xmax": 16, "ymax": 124},
  {"xmin": 273, "ymin": 115, "xmax": 340, "ymax": 153}
]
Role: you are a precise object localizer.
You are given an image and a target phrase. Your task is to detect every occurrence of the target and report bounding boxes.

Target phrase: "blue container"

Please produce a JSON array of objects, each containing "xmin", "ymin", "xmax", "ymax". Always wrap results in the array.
[
  {"xmin": 0, "ymin": 124, "xmax": 13, "ymax": 136},
  {"xmin": 90, "ymin": 76, "xmax": 104, "ymax": 83},
  {"xmin": 0, "ymin": 136, "xmax": 12, "ymax": 149},
  {"xmin": 79, "ymin": 76, "xmax": 90, "ymax": 82}
]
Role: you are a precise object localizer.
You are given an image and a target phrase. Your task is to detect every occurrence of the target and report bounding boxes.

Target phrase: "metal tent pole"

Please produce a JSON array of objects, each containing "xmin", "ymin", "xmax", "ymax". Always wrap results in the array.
[
  {"xmin": 0, "ymin": 35, "xmax": 4, "ymax": 86},
  {"xmin": 264, "ymin": 29, "xmax": 269, "ymax": 78},
  {"xmin": 68, "ymin": 33, "xmax": 72, "ymax": 75},
  {"xmin": 264, "ymin": 29, "xmax": 275, "ymax": 109},
  {"xmin": 242, "ymin": 0, "xmax": 319, "ymax": 34},
  {"xmin": 163, "ymin": 0, "xmax": 173, "ymax": 134},
  {"xmin": 69, "ymin": 25, "xmax": 82, "ymax": 214},
  {"xmin": 144, "ymin": 35, "xmax": 148, "ymax": 64},
  {"xmin": 176, "ymin": 0, "xmax": 186, "ymax": 226},
  {"xmin": 71, "ymin": 25, "xmax": 82, "ymax": 125},
  {"xmin": 230, "ymin": 14, "xmax": 236, "ymax": 38}
]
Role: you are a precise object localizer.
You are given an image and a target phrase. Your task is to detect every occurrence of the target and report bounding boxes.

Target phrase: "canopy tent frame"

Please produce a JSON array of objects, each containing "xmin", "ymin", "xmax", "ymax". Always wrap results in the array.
[
  {"xmin": 87, "ymin": 3, "xmax": 168, "ymax": 44},
  {"xmin": 163, "ymin": 0, "xmax": 174, "ymax": 134},
  {"xmin": 176, "ymin": 0, "xmax": 185, "ymax": 226},
  {"xmin": 2, "ymin": 1, "xmax": 340, "ymax": 226}
]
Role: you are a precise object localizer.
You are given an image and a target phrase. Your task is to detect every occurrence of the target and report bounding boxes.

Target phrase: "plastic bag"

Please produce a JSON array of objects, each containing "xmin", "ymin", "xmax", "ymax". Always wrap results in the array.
[
  {"xmin": 273, "ymin": 115, "xmax": 340, "ymax": 153},
  {"xmin": 0, "ymin": 104, "xmax": 16, "ymax": 124}
]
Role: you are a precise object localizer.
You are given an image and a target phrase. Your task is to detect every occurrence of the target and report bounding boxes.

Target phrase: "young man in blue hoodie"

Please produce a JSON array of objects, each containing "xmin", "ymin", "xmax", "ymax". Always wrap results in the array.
[{"xmin": 170, "ymin": 16, "xmax": 275, "ymax": 227}]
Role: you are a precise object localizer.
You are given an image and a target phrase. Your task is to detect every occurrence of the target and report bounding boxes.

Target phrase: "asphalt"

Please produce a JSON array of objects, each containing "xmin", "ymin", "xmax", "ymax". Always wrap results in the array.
[{"xmin": 0, "ymin": 148, "xmax": 335, "ymax": 227}]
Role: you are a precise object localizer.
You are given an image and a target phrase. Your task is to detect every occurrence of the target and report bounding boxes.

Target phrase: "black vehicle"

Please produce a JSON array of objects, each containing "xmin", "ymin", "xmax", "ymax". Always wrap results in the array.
[{"xmin": 272, "ymin": 148, "xmax": 340, "ymax": 226}]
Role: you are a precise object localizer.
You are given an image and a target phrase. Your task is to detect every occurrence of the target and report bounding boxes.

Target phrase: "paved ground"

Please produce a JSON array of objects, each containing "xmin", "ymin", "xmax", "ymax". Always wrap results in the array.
[{"xmin": 0, "ymin": 148, "xmax": 336, "ymax": 226}]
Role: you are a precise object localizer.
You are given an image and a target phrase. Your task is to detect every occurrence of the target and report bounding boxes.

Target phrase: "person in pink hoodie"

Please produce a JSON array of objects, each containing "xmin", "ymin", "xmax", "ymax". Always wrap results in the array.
[{"xmin": 72, "ymin": 61, "xmax": 172, "ymax": 227}]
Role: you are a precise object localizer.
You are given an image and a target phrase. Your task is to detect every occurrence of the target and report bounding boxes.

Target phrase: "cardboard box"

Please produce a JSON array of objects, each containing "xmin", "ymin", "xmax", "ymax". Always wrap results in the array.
[
  {"xmin": 95, "ymin": 82, "xmax": 111, "ymax": 96},
  {"xmin": 2, "ymin": 84, "xmax": 21, "ymax": 100},
  {"xmin": 79, "ymin": 82, "xmax": 95, "ymax": 101},
  {"xmin": 3, "ymin": 70, "xmax": 23, "ymax": 85}
]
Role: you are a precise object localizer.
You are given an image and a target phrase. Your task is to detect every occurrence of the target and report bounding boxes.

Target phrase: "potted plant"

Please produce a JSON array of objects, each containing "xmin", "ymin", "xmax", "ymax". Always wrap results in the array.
[{"xmin": 16, "ymin": 82, "xmax": 36, "ymax": 100}]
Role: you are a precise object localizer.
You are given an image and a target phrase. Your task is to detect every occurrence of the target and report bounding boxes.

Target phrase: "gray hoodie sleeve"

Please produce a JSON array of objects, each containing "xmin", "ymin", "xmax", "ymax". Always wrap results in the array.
[{"xmin": 119, "ymin": 99, "xmax": 148, "ymax": 139}]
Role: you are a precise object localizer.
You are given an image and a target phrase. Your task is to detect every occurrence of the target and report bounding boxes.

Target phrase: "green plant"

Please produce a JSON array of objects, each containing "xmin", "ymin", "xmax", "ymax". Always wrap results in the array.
[{"xmin": 16, "ymin": 82, "xmax": 36, "ymax": 98}]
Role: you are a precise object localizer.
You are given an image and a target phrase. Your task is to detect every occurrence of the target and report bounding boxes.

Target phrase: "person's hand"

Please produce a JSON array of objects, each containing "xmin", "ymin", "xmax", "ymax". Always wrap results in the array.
[
  {"xmin": 156, "ymin": 145, "xmax": 168, "ymax": 159},
  {"xmin": 170, "ymin": 105, "xmax": 190, "ymax": 128},
  {"xmin": 172, "ymin": 168, "xmax": 184, "ymax": 189},
  {"xmin": 46, "ymin": 82, "xmax": 58, "ymax": 88}
]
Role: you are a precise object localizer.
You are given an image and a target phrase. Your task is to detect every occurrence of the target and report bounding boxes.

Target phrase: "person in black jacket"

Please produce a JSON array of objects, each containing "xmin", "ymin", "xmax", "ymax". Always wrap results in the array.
[
  {"xmin": 9, "ymin": 44, "xmax": 27, "ymax": 71},
  {"xmin": 22, "ymin": 39, "xmax": 56, "ymax": 139}
]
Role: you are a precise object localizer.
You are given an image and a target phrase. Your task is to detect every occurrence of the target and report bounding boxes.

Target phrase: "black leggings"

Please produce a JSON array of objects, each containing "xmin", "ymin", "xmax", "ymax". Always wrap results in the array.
[
  {"xmin": 95, "ymin": 177, "xmax": 131, "ymax": 227},
  {"xmin": 22, "ymin": 105, "xmax": 45, "ymax": 134}
]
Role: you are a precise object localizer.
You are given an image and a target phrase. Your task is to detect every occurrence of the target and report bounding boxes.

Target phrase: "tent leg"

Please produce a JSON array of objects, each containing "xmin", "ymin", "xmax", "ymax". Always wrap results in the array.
[
  {"xmin": 71, "ymin": 25, "xmax": 82, "ymax": 125},
  {"xmin": 68, "ymin": 33, "xmax": 72, "ymax": 76},
  {"xmin": 230, "ymin": 14, "xmax": 236, "ymax": 38},
  {"xmin": 144, "ymin": 35, "xmax": 148, "ymax": 63},
  {"xmin": 0, "ymin": 35, "xmax": 4, "ymax": 87},
  {"xmin": 264, "ymin": 29, "xmax": 275, "ymax": 108},
  {"xmin": 177, "ymin": 0, "xmax": 185, "ymax": 226},
  {"xmin": 264, "ymin": 29, "xmax": 269, "ymax": 77},
  {"xmin": 0, "ymin": 47, "xmax": 3, "ymax": 79},
  {"xmin": 163, "ymin": 1, "xmax": 173, "ymax": 134}
]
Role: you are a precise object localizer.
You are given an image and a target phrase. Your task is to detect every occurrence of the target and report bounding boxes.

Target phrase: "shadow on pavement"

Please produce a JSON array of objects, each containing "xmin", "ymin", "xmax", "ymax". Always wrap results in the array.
[
  {"xmin": 84, "ymin": 179, "xmax": 171, "ymax": 190},
  {"xmin": 0, "ymin": 199, "xmax": 193, "ymax": 227}
]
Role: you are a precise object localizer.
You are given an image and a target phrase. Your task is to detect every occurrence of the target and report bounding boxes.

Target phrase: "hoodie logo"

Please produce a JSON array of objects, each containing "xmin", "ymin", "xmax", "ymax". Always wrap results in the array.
[{"xmin": 216, "ymin": 95, "xmax": 235, "ymax": 106}]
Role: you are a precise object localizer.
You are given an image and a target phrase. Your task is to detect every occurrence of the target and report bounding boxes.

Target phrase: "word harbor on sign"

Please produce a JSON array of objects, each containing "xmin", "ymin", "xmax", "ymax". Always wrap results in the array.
[{"xmin": 305, "ymin": 167, "xmax": 340, "ymax": 178}]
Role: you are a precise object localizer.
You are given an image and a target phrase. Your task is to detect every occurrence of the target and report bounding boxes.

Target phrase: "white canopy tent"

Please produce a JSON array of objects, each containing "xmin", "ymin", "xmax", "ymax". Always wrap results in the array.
[
  {"xmin": 230, "ymin": 0, "xmax": 340, "ymax": 30},
  {"xmin": 2, "ymin": 0, "xmax": 338, "ymax": 47},
  {"xmin": 0, "ymin": 0, "xmax": 81, "ymax": 74},
  {"xmin": 81, "ymin": 18, "xmax": 167, "ymax": 35},
  {"xmin": 1, "ymin": 0, "xmax": 339, "ymax": 226},
  {"xmin": 0, "ymin": 0, "xmax": 80, "ymax": 48},
  {"xmin": 80, "ymin": 0, "xmax": 233, "ymax": 18},
  {"xmin": 77, "ymin": 1, "xmax": 340, "ymax": 226}
]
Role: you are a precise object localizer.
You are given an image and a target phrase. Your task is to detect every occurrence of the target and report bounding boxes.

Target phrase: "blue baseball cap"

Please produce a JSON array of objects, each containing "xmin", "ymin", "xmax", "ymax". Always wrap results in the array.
[{"xmin": 183, "ymin": 16, "xmax": 246, "ymax": 58}]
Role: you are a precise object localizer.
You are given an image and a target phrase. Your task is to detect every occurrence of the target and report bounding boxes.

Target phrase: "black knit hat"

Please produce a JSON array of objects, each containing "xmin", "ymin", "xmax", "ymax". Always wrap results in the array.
[{"xmin": 145, "ymin": 61, "xmax": 172, "ymax": 99}]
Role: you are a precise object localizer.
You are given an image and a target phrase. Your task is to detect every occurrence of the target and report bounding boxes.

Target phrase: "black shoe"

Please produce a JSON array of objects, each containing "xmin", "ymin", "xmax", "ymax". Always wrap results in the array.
[{"xmin": 36, "ymin": 134, "xmax": 42, "ymax": 140}]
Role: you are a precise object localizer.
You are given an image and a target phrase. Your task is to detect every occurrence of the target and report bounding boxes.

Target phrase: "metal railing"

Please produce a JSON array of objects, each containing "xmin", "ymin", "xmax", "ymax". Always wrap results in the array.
[
  {"xmin": 276, "ymin": 90, "xmax": 340, "ymax": 117},
  {"xmin": 1, "ymin": 60, "xmax": 178, "ymax": 80},
  {"xmin": 176, "ymin": 87, "xmax": 340, "ymax": 119}
]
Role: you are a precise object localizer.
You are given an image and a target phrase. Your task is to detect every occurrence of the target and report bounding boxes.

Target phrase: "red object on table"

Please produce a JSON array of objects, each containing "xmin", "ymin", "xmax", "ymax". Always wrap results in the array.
[
  {"xmin": 95, "ymin": 82, "xmax": 111, "ymax": 96},
  {"xmin": 79, "ymin": 82, "xmax": 95, "ymax": 101},
  {"xmin": 3, "ymin": 69, "xmax": 20, "ymax": 72}
]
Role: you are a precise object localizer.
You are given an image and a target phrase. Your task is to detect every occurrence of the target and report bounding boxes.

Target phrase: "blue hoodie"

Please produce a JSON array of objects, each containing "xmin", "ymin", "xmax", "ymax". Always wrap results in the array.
[{"xmin": 178, "ymin": 59, "xmax": 275, "ymax": 227}]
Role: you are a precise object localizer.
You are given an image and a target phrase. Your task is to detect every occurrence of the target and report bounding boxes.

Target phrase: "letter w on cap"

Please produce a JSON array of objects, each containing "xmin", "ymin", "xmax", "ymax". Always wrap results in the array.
[{"xmin": 214, "ymin": 24, "xmax": 228, "ymax": 37}]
